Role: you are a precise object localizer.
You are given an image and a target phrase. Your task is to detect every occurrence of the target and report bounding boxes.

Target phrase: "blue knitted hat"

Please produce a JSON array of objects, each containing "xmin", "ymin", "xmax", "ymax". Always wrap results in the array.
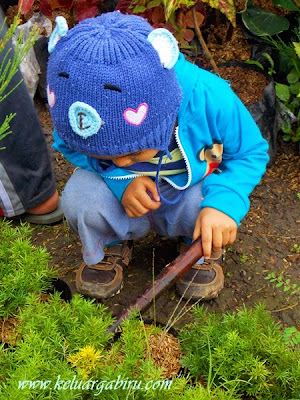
[{"xmin": 47, "ymin": 11, "xmax": 182, "ymax": 156}]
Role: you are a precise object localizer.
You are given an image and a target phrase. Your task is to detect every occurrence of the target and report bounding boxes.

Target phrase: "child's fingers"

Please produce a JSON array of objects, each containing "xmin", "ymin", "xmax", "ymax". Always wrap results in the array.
[
  {"xmin": 229, "ymin": 230, "xmax": 237, "ymax": 244},
  {"xmin": 128, "ymin": 197, "xmax": 150, "ymax": 216},
  {"xmin": 124, "ymin": 207, "xmax": 135, "ymax": 218},
  {"xmin": 201, "ymin": 225, "xmax": 213, "ymax": 259},
  {"xmin": 125, "ymin": 206, "xmax": 144, "ymax": 218},
  {"xmin": 136, "ymin": 190, "xmax": 161, "ymax": 211},
  {"xmin": 220, "ymin": 231, "xmax": 230, "ymax": 248},
  {"xmin": 143, "ymin": 197, "xmax": 161, "ymax": 210},
  {"xmin": 212, "ymin": 228, "xmax": 223, "ymax": 254},
  {"xmin": 192, "ymin": 217, "xmax": 201, "ymax": 242},
  {"xmin": 143, "ymin": 177, "xmax": 160, "ymax": 202}
]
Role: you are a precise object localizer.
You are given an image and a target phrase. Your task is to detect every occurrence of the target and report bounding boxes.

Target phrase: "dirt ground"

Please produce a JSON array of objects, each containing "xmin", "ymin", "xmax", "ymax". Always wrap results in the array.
[{"xmin": 28, "ymin": 96, "xmax": 300, "ymax": 332}]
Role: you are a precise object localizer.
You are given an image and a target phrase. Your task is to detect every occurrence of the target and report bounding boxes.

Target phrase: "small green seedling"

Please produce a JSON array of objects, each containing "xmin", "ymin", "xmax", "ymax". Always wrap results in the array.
[
  {"xmin": 265, "ymin": 272, "xmax": 300, "ymax": 297},
  {"xmin": 290, "ymin": 244, "xmax": 300, "ymax": 254},
  {"xmin": 240, "ymin": 254, "xmax": 249, "ymax": 263}
]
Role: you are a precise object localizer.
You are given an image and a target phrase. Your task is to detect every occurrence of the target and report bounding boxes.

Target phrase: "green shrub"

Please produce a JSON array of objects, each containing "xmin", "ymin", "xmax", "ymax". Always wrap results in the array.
[
  {"xmin": 0, "ymin": 295, "xmax": 189, "ymax": 399},
  {"xmin": 179, "ymin": 304, "xmax": 300, "ymax": 399},
  {"xmin": 275, "ymin": 37, "xmax": 300, "ymax": 143},
  {"xmin": 1, "ymin": 292, "xmax": 299, "ymax": 399},
  {"xmin": 0, "ymin": 220, "xmax": 57, "ymax": 318},
  {"xmin": 0, "ymin": 224, "xmax": 299, "ymax": 399},
  {"xmin": 264, "ymin": 20, "xmax": 300, "ymax": 143},
  {"xmin": 0, "ymin": 293, "xmax": 114, "ymax": 399}
]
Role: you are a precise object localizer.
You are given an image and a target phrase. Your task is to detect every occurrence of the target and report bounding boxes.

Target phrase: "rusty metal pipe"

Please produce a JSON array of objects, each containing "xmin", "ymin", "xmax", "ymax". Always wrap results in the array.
[{"xmin": 107, "ymin": 237, "xmax": 203, "ymax": 333}]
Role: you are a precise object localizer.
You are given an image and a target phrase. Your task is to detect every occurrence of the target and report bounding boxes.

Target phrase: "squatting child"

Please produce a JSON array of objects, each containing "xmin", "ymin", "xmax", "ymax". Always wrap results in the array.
[{"xmin": 47, "ymin": 11, "xmax": 269, "ymax": 300}]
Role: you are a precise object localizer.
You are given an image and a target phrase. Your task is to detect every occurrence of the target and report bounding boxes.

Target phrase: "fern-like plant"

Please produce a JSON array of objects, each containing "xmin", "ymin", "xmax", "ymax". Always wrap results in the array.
[
  {"xmin": 0, "ymin": 220, "xmax": 57, "ymax": 318},
  {"xmin": 0, "ymin": 11, "xmax": 38, "ymax": 142},
  {"xmin": 179, "ymin": 304, "xmax": 300, "ymax": 399}
]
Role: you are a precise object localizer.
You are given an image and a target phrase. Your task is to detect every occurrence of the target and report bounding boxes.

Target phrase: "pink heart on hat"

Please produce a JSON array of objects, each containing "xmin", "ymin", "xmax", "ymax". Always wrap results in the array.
[
  {"xmin": 123, "ymin": 103, "xmax": 148, "ymax": 126},
  {"xmin": 47, "ymin": 85, "xmax": 56, "ymax": 108}
]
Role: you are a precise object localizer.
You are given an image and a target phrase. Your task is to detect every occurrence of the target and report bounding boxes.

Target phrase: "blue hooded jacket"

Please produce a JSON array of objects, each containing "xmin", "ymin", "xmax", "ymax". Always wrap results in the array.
[{"xmin": 53, "ymin": 53, "xmax": 269, "ymax": 226}]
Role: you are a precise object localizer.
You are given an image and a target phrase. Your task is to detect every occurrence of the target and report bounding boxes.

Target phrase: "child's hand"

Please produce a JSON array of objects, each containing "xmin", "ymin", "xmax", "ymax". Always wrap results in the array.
[
  {"xmin": 193, "ymin": 207, "xmax": 237, "ymax": 259},
  {"xmin": 122, "ymin": 176, "xmax": 161, "ymax": 218}
]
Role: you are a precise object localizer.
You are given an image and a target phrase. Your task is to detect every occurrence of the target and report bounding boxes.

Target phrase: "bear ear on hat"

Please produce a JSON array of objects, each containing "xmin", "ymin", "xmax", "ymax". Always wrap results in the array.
[
  {"xmin": 147, "ymin": 28, "xmax": 179, "ymax": 69},
  {"xmin": 48, "ymin": 16, "xmax": 69, "ymax": 54}
]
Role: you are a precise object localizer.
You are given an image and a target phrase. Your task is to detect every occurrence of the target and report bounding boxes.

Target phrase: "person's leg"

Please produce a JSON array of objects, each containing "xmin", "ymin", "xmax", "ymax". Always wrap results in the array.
[
  {"xmin": 152, "ymin": 180, "xmax": 203, "ymax": 240},
  {"xmin": 0, "ymin": 7, "xmax": 59, "ymax": 219},
  {"xmin": 62, "ymin": 169, "xmax": 151, "ymax": 298},
  {"xmin": 62, "ymin": 169, "xmax": 151, "ymax": 265}
]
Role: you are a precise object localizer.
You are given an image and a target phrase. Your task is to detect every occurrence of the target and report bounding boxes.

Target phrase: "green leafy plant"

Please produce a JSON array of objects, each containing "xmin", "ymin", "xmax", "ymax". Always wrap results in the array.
[
  {"xmin": 283, "ymin": 326, "xmax": 300, "ymax": 345},
  {"xmin": 0, "ymin": 296, "xmax": 193, "ymax": 399},
  {"xmin": 241, "ymin": 0, "xmax": 300, "ymax": 38},
  {"xmin": 273, "ymin": 0, "xmax": 300, "ymax": 12},
  {"xmin": 246, "ymin": 52, "xmax": 276, "ymax": 76},
  {"xmin": 0, "ymin": 12, "xmax": 38, "ymax": 142},
  {"xmin": 1, "ymin": 284, "xmax": 300, "ymax": 398},
  {"xmin": 241, "ymin": 0, "xmax": 291, "ymax": 37},
  {"xmin": 0, "ymin": 220, "xmax": 57, "ymax": 318},
  {"xmin": 244, "ymin": 45, "xmax": 299, "ymax": 144},
  {"xmin": 0, "ymin": 293, "xmax": 114, "ymax": 398},
  {"xmin": 291, "ymin": 243, "xmax": 300, "ymax": 253},
  {"xmin": 265, "ymin": 271, "xmax": 300, "ymax": 350},
  {"xmin": 239, "ymin": 254, "xmax": 249, "ymax": 263},
  {"xmin": 265, "ymin": 271, "xmax": 300, "ymax": 298},
  {"xmin": 116, "ymin": 0, "xmax": 235, "ymax": 72},
  {"xmin": 162, "ymin": 0, "xmax": 236, "ymax": 29},
  {"xmin": 275, "ymin": 38, "xmax": 300, "ymax": 142},
  {"xmin": 258, "ymin": 21, "xmax": 300, "ymax": 142},
  {"xmin": 116, "ymin": 0, "xmax": 207, "ymax": 47},
  {"xmin": 179, "ymin": 304, "xmax": 300, "ymax": 399}
]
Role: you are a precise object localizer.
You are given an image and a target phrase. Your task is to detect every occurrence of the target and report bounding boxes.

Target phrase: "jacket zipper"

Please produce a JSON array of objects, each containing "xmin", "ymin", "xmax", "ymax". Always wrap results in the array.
[
  {"xmin": 102, "ymin": 126, "xmax": 192, "ymax": 189},
  {"xmin": 161, "ymin": 126, "xmax": 192, "ymax": 190}
]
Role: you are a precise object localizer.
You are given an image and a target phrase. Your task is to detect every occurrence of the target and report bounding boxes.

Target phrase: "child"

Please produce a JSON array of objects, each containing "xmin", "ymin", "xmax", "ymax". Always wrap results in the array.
[{"xmin": 47, "ymin": 11, "xmax": 269, "ymax": 300}]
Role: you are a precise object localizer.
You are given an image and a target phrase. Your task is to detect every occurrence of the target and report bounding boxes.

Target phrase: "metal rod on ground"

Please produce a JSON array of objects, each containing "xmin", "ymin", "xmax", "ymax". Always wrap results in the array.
[{"xmin": 107, "ymin": 237, "xmax": 203, "ymax": 334}]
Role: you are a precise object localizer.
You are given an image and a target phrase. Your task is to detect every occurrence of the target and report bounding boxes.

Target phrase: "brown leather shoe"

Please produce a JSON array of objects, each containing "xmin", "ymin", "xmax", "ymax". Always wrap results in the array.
[
  {"xmin": 76, "ymin": 241, "xmax": 133, "ymax": 299},
  {"xmin": 176, "ymin": 243, "xmax": 225, "ymax": 301}
]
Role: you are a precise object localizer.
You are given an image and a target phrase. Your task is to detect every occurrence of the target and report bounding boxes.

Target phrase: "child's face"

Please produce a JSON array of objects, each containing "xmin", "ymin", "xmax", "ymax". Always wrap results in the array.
[{"xmin": 91, "ymin": 149, "xmax": 159, "ymax": 168}]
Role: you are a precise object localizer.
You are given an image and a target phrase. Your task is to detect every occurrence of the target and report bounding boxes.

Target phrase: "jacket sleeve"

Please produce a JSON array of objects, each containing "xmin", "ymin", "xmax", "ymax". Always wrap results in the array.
[
  {"xmin": 102, "ymin": 173, "xmax": 135, "ymax": 202},
  {"xmin": 52, "ymin": 129, "xmax": 135, "ymax": 201},
  {"xmin": 200, "ymin": 82, "xmax": 269, "ymax": 226},
  {"xmin": 52, "ymin": 129, "xmax": 93, "ymax": 171}
]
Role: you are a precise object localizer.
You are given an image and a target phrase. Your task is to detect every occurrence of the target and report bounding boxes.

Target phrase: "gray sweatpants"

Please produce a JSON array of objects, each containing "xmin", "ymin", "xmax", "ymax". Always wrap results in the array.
[{"xmin": 62, "ymin": 168, "xmax": 203, "ymax": 265}]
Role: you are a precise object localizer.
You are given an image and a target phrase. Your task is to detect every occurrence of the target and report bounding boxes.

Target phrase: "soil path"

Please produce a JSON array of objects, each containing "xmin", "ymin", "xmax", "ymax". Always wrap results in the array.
[{"xmin": 32, "ymin": 98, "xmax": 300, "ymax": 330}]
